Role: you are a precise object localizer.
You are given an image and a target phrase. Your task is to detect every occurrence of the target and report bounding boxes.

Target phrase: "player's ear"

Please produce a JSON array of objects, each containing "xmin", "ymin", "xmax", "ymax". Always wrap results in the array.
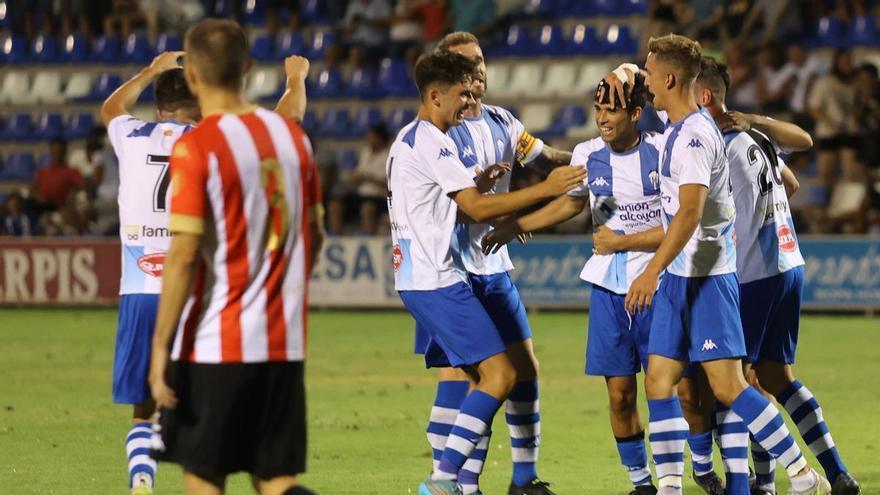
[
  {"xmin": 630, "ymin": 106, "xmax": 642, "ymax": 123},
  {"xmin": 665, "ymin": 73, "xmax": 675, "ymax": 90},
  {"xmin": 183, "ymin": 63, "xmax": 199, "ymax": 97},
  {"xmin": 429, "ymin": 87, "xmax": 441, "ymax": 108},
  {"xmin": 697, "ymin": 88, "xmax": 712, "ymax": 107}
]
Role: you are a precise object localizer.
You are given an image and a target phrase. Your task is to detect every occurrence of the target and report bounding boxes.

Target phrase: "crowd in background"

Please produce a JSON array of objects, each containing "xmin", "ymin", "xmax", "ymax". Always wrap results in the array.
[{"xmin": 2, "ymin": 0, "xmax": 880, "ymax": 237}]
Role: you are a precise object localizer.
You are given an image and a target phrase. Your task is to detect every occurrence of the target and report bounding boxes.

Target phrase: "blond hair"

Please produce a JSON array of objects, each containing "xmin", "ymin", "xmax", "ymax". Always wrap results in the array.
[
  {"xmin": 436, "ymin": 31, "xmax": 480, "ymax": 53},
  {"xmin": 648, "ymin": 34, "xmax": 702, "ymax": 81}
]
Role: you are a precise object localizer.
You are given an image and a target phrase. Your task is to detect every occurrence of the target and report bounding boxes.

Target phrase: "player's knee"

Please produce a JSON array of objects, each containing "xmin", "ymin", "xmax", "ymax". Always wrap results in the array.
[
  {"xmin": 644, "ymin": 371, "xmax": 675, "ymax": 399},
  {"xmin": 708, "ymin": 379, "xmax": 744, "ymax": 406},
  {"xmin": 677, "ymin": 382, "xmax": 699, "ymax": 411},
  {"xmin": 607, "ymin": 387, "xmax": 637, "ymax": 418},
  {"xmin": 513, "ymin": 355, "xmax": 539, "ymax": 382}
]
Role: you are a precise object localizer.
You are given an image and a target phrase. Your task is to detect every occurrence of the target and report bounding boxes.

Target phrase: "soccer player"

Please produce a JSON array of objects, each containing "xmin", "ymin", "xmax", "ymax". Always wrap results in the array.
[
  {"xmin": 418, "ymin": 31, "xmax": 574, "ymax": 495},
  {"xmin": 147, "ymin": 18, "xmax": 322, "ymax": 495},
  {"xmin": 387, "ymin": 50, "xmax": 585, "ymax": 495},
  {"xmin": 623, "ymin": 34, "xmax": 829, "ymax": 495},
  {"xmin": 695, "ymin": 57, "xmax": 861, "ymax": 495},
  {"xmin": 484, "ymin": 73, "xmax": 668, "ymax": 495},
  {"xmin": 103, "ymin": 48, "xmax": 310, "ymax": 495}
]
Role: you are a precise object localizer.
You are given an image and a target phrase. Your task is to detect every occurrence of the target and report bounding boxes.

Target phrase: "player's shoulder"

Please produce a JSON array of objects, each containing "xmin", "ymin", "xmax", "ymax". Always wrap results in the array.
[
  {"xmin": 573, "ymin": 137, "xmax": 605, "ymax": 160},
  {"xmin": 675, "ymin": 111, "xmax": 722, "ymax": 149},
  {"xmin": 392, "ymin": 120, "xmax": 451, "ymax": 158},
  {"xmin": 482, "ymin": 103, "xmax": 515, "ymax": 123}
]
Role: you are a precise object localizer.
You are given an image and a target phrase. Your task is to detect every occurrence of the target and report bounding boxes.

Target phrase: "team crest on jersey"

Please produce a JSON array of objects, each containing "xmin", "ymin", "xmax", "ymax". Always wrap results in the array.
[
  {"xmin": 137, "ymin": 252, "xmax": 166, "ymax": 277},
  {"xmin": 392, "ymin": 245, "xmax": 403, "ymax": 271},
  {"xmin": 778, "ymin": 224, "xmax": 796, "ymax": 252},
  {"xmin": 496, "ymin": 139, "xmax": 504, "ymax": 153},
  {"xmin": 462, "ymin": 146, "xmax": 474, "ymax": 158},
  {"xmin": 649, "ymin": 170, "xmax": 660, "ymax": 189}
]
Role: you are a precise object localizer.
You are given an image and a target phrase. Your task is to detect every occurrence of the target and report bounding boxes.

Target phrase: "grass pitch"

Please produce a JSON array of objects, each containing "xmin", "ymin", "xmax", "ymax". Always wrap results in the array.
[{"xmin": 0, "ymin": 309, "xmax": 877, "ymax": 494}]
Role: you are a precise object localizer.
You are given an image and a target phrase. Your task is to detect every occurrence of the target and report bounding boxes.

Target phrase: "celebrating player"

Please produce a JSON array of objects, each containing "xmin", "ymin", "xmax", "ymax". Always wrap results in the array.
[
  {"xmin": 695, "ymin": 57, "xmax": 861, "ymax": 495},
  {"xmin": 416, "ymin": 31, "xmax": 573, "ymax": 495},
  {"xmin": 622, "ymin": 34, "xmax": 828, "ymax": 495},
  {"xmin": 148, "ymin": 18, "xmax": 323, "ymax": 495},
  {"xmin": 386, "ymin": 50, "xmax": 584, "ymax": 495}
]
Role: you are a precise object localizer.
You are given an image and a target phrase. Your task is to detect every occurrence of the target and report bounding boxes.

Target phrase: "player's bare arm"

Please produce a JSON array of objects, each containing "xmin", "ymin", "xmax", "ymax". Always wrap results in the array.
[
  {"xmin": 482, "ymin": 194, "xmax": 587, "ymax": 254},
  {"xmin": 149, "ymin": 231, "xmax": 202, "ymax": 409},
  {"xmin": 475, "ymin": 162, "xmax": 512, "ymax": 193},
  {"xmin": 600, "ymin": 63, "xmax": 641, "ymax": 110},
  {"xmin": 101, "ymin": 51, "xmax": 185, "ymax": 126},
  {"xmin": 719, "ymin": 112, "xmax": 813, "ymax": 152},
  {"xmin": 540, "ymin": 145, "xmax": 573, "ymax": 164},
  {"xmin": 592, "ymin": 225, "xmax": 665, "ymax": 255},
  {"xmin": 625, "ymin": 184, "xmax": 708, "ymax": 314},
  {"xmin": 781, "ymin": 165, "xmax": 800, "ymax": 198},
  {"xmin": 452, "ymin": 165, "xmax": 585, "ymax": 223},
  {"xmin": 274, "ymin": 55, "xmax": 310, "ymax": 122}
]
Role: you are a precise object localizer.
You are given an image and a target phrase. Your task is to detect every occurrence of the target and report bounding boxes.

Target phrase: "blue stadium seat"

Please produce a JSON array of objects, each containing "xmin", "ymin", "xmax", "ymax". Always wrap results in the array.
[
  {"xmin": 32, "ymin": 34, "xmax": 59, "ymax": 63},
  {"xmin": 242, "ymin": 0, "xmax": 268, "ymax": 25},
  {"xmin": 64, "ymin": 112, "xmax": 95, "ymax": 140},
  {"xmin": 275, "ymin": 32, "xmax": 305, "ymax": 59},
  {"xmin": 603, "ymin": 24, "xmax": 637, "ymax": 54},
  {"xmin": 541, "ymin": 105, "xmax": 588, "ymax": 137},
  {"xmin": 377, "ymin": 58, "xmax": 418, "ymax": 97},
  {"xmin": 568, "ymin": 0, "xmax": 595, "ymax": 16},
  {"xmin": 307, "ymin": 30, "xmax": 334, "ymax": 60},
  {"xmin": 387, "ymin": 108, "xmax": 416, "ymax": 134},
  {"xmin": 568, "ymin": 24, "xmax": 600, "ymax": 55},
  {"xmin": 592, "ymin": 0, "xmax": 622, "ymax": 16},
  {"xmin": 1, "ymin": 152, "xmax": 37, "ymax": 182},
  {"xmin": 522, "ymin": 0, "xmax": 557, "ymax": 17},
  {"xmin": 621, "ymin": 0, "xmax": 649, "ymax": 14},
  {"xmin": 849, "ymin": 15, "xmax": 879, "ymax": 46},
  {"xmin": 316, "ymin": 108, "xmax": 352, "ymax": 138},
  {"xmin": 811, "ymin": 16, "xmax": 847, "ymax": 48},
  {"xmin": 302, "ymin": 0, "xmax": 328, "ymax": 24},
  {"xmin": 311, "ymin": 68, "xmax": 344, "ymax": 98},
  {"xmin": 92, "ymin": 35, "xmax": 121, "ymax": 64},
  {"xmin": 34, "ymin": 113, "xmax": 64, "ymax": 141},
  {"xmin": 156, "ymin": 33, "xmax": 182, "ymax": 53},
  {"xmin": 250, "ymin": 33, "xmax": 274, "ymax": 62},
  {"xmin": 61, "ymin": 33, "xmax": 90, "ymax": 63},
  {"xmin": 81, "ymin": 73, "xmax": 121, "ymax": 102},
  {"xmin": 124, "ymin": 34, "xmax": 153, "ymax": 64},
  {"xmin": 213, "ymin": 0, "xmax": 232, "ymax": 17},
  {"xmin": 535, "ymin": 24, "xmax": 566, "ymax": 56},
  {"xmin": 4, "ymin": 35, "xmax": 31, "ymax": 64},
  {"xmin": 335, "ymin": 149, "xmax": 358, "ymax": 172},
  {"xmin": 300, "ymin": 110, "xmax": 318, "ymax": 134},
  {"xmin": 351, "ymin": 107, "xmax": 384, "ymax": 137},
  {"xmin": 501, "ymin": 25, "xmax": 535, "ymax": 57},
  {"xmin": 1, "ymin": 114, "xmax": 34, "ymax": 142},
  {"xmin": 346, "ymin": 67, "xmax": 379, "ymax": 98}
]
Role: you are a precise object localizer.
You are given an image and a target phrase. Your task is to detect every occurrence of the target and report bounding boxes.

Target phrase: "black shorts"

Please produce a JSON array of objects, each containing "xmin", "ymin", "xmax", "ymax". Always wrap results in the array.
[
  {"xmin": 152, "ymin": 361, "xmax": 306, "ymax": 480},
  {"xmin": 817, "ymin": 134, "xmax": 861, "ymax": 151}
]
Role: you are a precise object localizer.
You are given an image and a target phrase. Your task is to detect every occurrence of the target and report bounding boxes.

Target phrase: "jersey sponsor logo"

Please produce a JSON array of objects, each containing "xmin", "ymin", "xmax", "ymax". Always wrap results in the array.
[
  {"xmin": 438, "ymin": 148, "xmax": 453, "ymax": 159},
  {"xmin": 142, "ymin": 225, "xmax": 172, "ymax": 238},
  {"xmin": 137, "ymin": 252, "xmax": 166, "ymax": 277},
  {"xmin": 591, "ymin": 176, "xmax": 609, "ymax": 187},
  {"xmin": 701, "ymin": 339, "xmax": 718, "ymax": 351},
  {"xmin": 618, "ymin": 201, "xmax": 661, "ymax": 223},
  {"xmin": 778, "ymin": 224, "xmax": 796, "ymax": 253},
  {"xmin": 687, "ymin": 139, "xmax": 703, "ymax": 149},
  {"xmin": 391, "ymin": 244, "xmax": 403, "ymax": 271}
]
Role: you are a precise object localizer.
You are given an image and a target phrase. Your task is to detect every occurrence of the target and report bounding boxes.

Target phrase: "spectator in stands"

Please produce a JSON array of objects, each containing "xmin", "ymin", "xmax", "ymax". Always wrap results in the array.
[
  {"xmin": 87, "ymin": 127, "xmax": 121, "ymax": 235},
  {"xmin": 755, "ymin": 41, "xmax": 789, "ymax": 114},
  {"xmin": 389, "ymin": 0, "xmax": 425, "ymax": 58},
  {"xmin": 766, "ymin": 42, "xmax": 818, "ymax": 127},
  {"xmin": 343, "ymin": 0, "xmax": 392, "ymax": 65},
  {"xmin": 41, "ymin": 188, "xmax": 96, "ymax": 236},
  {"xmin": 1, "ymin": 193, "xmax": 35, "ymax": 236},
  {"xmin": 32, "ymin": 138, "xmax": 85, "ymax": 212},
  {"xmin": 141, "ymin": 0, "xmax": 205, "ymax": 41},
  {"xmin": 855, "ymin": 63, "xmax": 880, "ymax": 174},
  {"xmin": 328, "ymin": 122, "xmax": 391, "ymax": 235},
  {"xmin": 725, "ymin": 43, "xmax": 760, "ymax": 112},
  {"xmin": 103, "ymin": 0, "xmax": 147, "ymax": 39},
  {"xmin": 447, "ymin": 0, "xmax": 496, "ymax": 39},
  {"xmin": 808, "ymin": 49, "xmax": 863, "ymax": 194},
  {"xmin": 416, "ymin": 0, "xmax": 447, "ymax": 45}
]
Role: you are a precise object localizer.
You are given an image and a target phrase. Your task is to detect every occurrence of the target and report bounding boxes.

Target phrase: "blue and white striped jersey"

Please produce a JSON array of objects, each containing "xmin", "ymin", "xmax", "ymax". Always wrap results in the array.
[
  {"xmin": 446, "ymin": 104, "xmax": 545, "ymax": 275},
  {"xmin": 569, "ymin": 132, "xmax": 664, "ymax": 294},
  {"xmin": 107, "ymin": 115, "xmax": 193, "ymax": 295},
  {"xmin": 725, "ymin": 129, "xmax": 804, "ymax": 284}
]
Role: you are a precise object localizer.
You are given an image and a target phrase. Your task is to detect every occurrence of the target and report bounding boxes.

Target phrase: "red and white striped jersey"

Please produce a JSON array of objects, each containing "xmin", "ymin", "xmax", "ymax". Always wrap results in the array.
[{"xmin": 167, "ymin": 107, "xmax": 320, "ymax": 364}]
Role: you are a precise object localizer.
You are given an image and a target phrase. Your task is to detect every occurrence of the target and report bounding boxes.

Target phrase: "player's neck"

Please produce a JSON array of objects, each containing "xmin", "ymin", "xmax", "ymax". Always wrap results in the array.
[
  {"xmin": 609, "ymin": 129, "xmax": 640, "ymax": 153},
  {"xmin": 463, "ymin": 100, "xmax": 482, "ymax": 118},
  {"xmin": 198, "ymin": 89, "xmax": 258, "ymax": 118},
  {"xmin": 664, "ymin": 88, "xmax": 700, "ymax": 124},
  {"xmin": 417, "ymin": 106, "xmax": 451, "ymax": 133}
]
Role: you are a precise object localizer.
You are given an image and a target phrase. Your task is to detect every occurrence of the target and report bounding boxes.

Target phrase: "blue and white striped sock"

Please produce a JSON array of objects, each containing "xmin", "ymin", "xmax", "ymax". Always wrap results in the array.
[
  {"xmin": 459, "ymin": 433, "xmax": 490, "ymax": 495},
  {"xmin": 126, "ymin": 422, "xmax": 156, "ymax": 489},
  {"xmin": 507, "ymin": 380, "xmax": 541, "ymax": 486},
  {"xmin": 427, "ymin": 381, "xmax": 470, "ymax": 472},
  {"xmin": 730, "ymin": 387, "xmax": 807, "ymax": 478},
  {"xmin": 687, "ymin": 431, "xmax": 714, "ymax": 476},
  {"xmin": 648, "ymin": 397, "xmax": 688, "ymax": 489},
  {"xmin": 616, "ymin": 432, "xmax": 653, "ymax": 488},
  {"xmin": 776, "ymin": 380, "xmax": 847, "ymax": 482},
  {"xmin": 715, "ymin": 404, "xmax": 751, "ymax": 495},
  {"xmin": 751, "ymin": 437, "xmax": 776, "ymax": 489},
  {"xmin": 433, "ymin": 390, "xmax": 503, "ymax": 481}
]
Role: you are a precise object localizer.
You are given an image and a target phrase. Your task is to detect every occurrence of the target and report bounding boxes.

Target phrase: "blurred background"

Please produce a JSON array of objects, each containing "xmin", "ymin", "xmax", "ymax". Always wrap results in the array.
[{"xmin": 0, "ymin": 0, "xmax": 878, "ymax": 310}]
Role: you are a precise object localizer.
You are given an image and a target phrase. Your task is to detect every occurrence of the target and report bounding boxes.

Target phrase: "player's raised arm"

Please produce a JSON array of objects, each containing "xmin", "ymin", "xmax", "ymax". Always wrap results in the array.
[
  {"xmin": 719, "ymin": 112, "xmax": 813, "ymax": 153},
  {"xmin": 274, "ymin": 55, "xmax": 310, "ymax": 122},
  {"xmin": 101, "ymin": 51, "xmax": 185, "ymax": 126},
  {"xmin": 600, "ymin": 62, "xmax": 641, "ymax": 110}
]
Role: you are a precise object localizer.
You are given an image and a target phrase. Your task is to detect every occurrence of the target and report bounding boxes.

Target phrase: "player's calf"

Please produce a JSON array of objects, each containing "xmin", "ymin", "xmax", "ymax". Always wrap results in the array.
[{"xmin": 606, "ymin": 376, "xmax": 654, "ymax": 492}]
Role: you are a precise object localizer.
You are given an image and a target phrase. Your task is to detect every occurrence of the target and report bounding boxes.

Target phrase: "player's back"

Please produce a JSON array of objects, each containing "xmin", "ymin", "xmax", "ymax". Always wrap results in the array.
[
  {"xmin": 725, "ymin": 129, "xmax": 804, "ymax": 283},
  {"xmin": 108, "ymin": 116, "xmax": 193, "ymax": 294},
  {"xmin": 658, "ymin": 109, "xmax": 737, "ymax": 277},
  {"xmin": 168, "ymin": 108, "xmax": 319, "ymax": 364}
]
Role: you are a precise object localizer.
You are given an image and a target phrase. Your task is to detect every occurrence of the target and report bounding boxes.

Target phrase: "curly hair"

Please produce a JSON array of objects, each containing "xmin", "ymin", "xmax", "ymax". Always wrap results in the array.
[
  {"xmin": 648, "ymin": 33, "xmax": 702, "ymax": 82},
  {"xmin": 414, "ymin": 51, "xmax": 478, "ymax": 99}
]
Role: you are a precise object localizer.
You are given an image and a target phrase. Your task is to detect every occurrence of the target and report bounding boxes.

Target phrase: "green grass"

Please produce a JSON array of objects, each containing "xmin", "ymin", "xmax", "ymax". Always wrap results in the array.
[{"xmin": 0, "ymin": 309, "xmax": 878, "ymax": 494}]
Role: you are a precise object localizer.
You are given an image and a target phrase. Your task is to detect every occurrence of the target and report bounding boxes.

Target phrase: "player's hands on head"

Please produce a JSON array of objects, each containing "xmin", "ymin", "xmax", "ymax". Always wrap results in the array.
[
  {"xmin": 592, "ymin": 225, "xmax": 621, "ymax": 255},
  {"xmin": 148, "ymin": 51, "xmax": 186, "ymax": 76},
  {"xmin": 599, "ymin": 67, "xmax": 635, "ymax": 110},
  {"xmin": 625, "ymin": 269, "xmax": 659, "ymax": 314},
  {"xmin": 718, "ymin": 111, "xmax": 754, "ymax": 133},
  {"xmin": 475, "ymin": 162, "xmax": 511, "ymax": 192},
  {"xmin": 149, "ymin": 348, "xmax": 178, "ymax": 409},
  {"xmin": 542, "ymin": 165, "xmax": 587, "ymax": 196},
  {"xmin": 284, "ymin": 55, "xmax": 310, "ymax": 82}
]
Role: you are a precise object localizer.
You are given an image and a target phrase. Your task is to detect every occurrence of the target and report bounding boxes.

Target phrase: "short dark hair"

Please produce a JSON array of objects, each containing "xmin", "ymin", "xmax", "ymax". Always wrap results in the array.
[
  {"xmin": 697, "ymin": 56, "xmax": 731, "ymax": 99},
  {"xmin": 436, "ymin": 31, "xmax": 480, "ymax": 53},
  {"xmin": 155, "ymin": 68, "xmax": 197, "ymax": 112},
  {"xmin": 184, "ymin": 18, "xmax": 250, "ymax": 90},
  {"xmin": 596, "ymin": 72, "xmax": 648, "ymax": 112},
  {"xmin": 414, "ymin": 51, "xmax": 478, "ymax": 99}
]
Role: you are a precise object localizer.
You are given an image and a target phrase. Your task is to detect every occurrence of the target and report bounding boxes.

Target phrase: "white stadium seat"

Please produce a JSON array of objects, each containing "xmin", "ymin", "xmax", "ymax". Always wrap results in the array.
[
  {"xmin": 519, "ymin": 103, "xmax": 553, "ymax": 134},
  {"xmin": 63, "ymin": 72, "xmax": 93, "ymax": 101},
  {"xmin": 566, "ymin": 115, "xmax": 598, "ymax": 140},
  {"xmin": 494, "ymin": 62, "xmax": 543, "ymax": 98},
  {"xmin": 485, "ymin": 62, "xmax": 511, "ymax": 93},
  {"xmin": 0, "ymin": 72, "xmax": 30, "ymax": 104},
  {"xmin": 541, "ymin": 61, "xmax": 579, "ymax": 97},
  {"xmin": 245, "ymin": 67, "xmax": 281, "ymax": 101},
  {"xmin": 572, "ymin": 61, "xmax": 613, "ymax": 99},
  {"xmin": 27, "ymin": 71, "xmax": 64, "ymax": 104}
]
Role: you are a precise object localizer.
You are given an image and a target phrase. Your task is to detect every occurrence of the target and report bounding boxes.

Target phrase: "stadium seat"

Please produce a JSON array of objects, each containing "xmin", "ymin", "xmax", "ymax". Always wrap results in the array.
[
  {"xmin": 245, "ymin": 67, "xmax": 281, "ymax": 101},
  {"xmin": 82, "ymin": 73, "xmax": 122, "ymax": 102},
  {"xmin": 3, "ymin": 35, "xmax": 30, "ymax": 64},
  {"xmin": 568, "ymin": 24, "xmax": 600, "ymax": 55},
  {"xmin": 602, "ymin": 24, "xmax": 637, "ymax": 54},
  {"xmin": 535, "ymin": 24, "xmax": 566, "ymax": 56},
  {"xmin": 335, "ymin": 149, "xmax": 359, "ymax": 172},
  {"xmin": 0, "ymin": 152, "xmax": 36, "ymax": 182},
  {"xmin": 485, "ymin": 62, "xmax": 511, "ymax": 91},
  {"xmin": 621, "ymin": 0, "xmax": 649, "ymax": 14},
  {"xmin": 63, "ymin": 112, "xmax": 95, "ymax": 140},
  {"xmin": 500, "ymin": 25, "xmax": 535, "ymax": 57},
  {"xmin": 311, "ymin": 68, "xmax": 344, "ymax": 98},
  {"xmin": 242, "ymin": 0, "xmax": 268, "ymax": 25},
  {"xmin": 0, "ymin": 72, "xmax": 30, "ymax": 104},
  {"xmin": 302, "ymin": 0, "xmax": 328, "ymax": 24},
  {"xmin": 275, "ymin": 31, "xmax": 305, "ymax": 59},
  {"xmin": 123, "ymin": 34, "xmax": 153, "ymax": 64},
  {"xmin": 212, "ymin": 0, "xmax": 232, "ymax": 17},
  {"xmin": 64, "ymin": 72, "xmax": 93, "ymax": 102},
  {"xmin": 316, "ymin": 108, "xmax": 353, "ymax": 138},
  {"xmin": 61, "ymin": 33, "xmax": 90, "ymax": 63},
  {"xmin": 522, "ymin": 0, "xmax": 556, "ymax": 17},
  {"xmin": 350, "ymin": 107, "xmax": 384, "ymax": 137},
  {"xmin": 0, "ymin": 114, "xmax": 34, "ymax": 142},
  {"xmin": 540, "ymin": 105, "xmax": 588, "ymax": 137},
  {"xmin": 250, "ymin": 33, "xmax": 275, "ymax": 62},
  {"xmin": 0, "ymin": 0, "xmax": 8, "ymax": 30},
  {"xmin": 156, "ymin": 33, "xmax": 182, "ymax": 53},
  {"xmin": 519, "ymin": 104, "xmax": 554, "ymax": 136},
  {"xmin": 387, "ymin": 108, "xmax": 416, "ymax": 134},
  {"xmin": 377, "ymin": 58, "xmax": 418, "ymax": 97},
  {"xmin": 572, "ymin": 61, "xmax": 611, "ymax": 98},
  {"xmin": 300, "ymin": 110, "xmax": 318, "ymax": 134},
  {"xmin": 32, "ymin": 34, "xmax": 59, "ymax": 63},
  {"xmin": 492, "ymin": 62, "xmax": 543, "ymax": 98},
  {"xmin": 811, "ymin": 16, "xmax": 847, "ymax": 48},
  {"xmin": 92, "ymin": 35, "xmax": 121, "ymax": 63},
  {"xmin": 26, "ymin": 71, "xmax": 64, "ymax": 104},
  {"xmin": 541, "ymin": 61, "xmax": 579, "ymax": 97},
  {"xmin": 346, "ymin": 67, "xmax": 379, "ymax": 98},
  {"xmin": 34, "ymin": 113, "xmax": 64, "ymax": 141},
  {"xmin": 849, "ymin": 15, "xmax": 879, "ymax": 46},
  {"xmin": 307, "ymin": 30, "xmax": 334, "ymax": 60}
]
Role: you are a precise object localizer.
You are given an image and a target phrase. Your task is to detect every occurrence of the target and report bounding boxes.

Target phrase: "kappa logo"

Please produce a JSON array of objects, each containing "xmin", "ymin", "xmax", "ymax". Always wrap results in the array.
[
  {"xmin": 701, "ymin": 339, "xmax": 718, "ymax": 351},
  {"xmin": 687, "ymin": 139, "xmax": 703, "ymax": 149},
  {"xmin": 591, "ymin": 176, "xmax": 609, "ymax": 187},
  {"xmin": 462, "ymin": 145, "xmax": 474, "ymax": 158},
  {"xmin": 438, "ymin": 148, "xmax": 453, "ymax": 159}
]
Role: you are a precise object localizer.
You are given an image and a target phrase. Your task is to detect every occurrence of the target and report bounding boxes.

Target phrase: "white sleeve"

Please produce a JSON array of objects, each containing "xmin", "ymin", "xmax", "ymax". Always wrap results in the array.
[
  {"xmin": 507, "ymin": 112, "xmax": 545, "ymax": 165},
  {"xmin": 673, "ymin": 129, "xmax": 712, "ymax": 187},
  {"xmin": 426, "ymin": 134, "xmax": 478, "ymax": 195},
  {"xmin": 107, "ymin": 115, "xmax": 145, "ymax": 150},
  {"xmin": 567, "ymin": 143, "xmax": 591, "ymax": 197}
]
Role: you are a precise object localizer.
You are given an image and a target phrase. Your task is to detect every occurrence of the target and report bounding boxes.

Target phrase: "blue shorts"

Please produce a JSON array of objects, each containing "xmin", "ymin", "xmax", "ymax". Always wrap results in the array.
[
  {"xmin": 414, "ymin": 272, "xmax": 531, "ymax": 360},
  {"xmin": 648, "ymin": 273, "xmax": 746, "ymax": 363},
  {"xmin": 740, "ymin": 266, "xmax": 803, "ymax": 365},
  {"xmin": 401, "ymin": 282, "xmax": 507, "ymax": 369},
  {"xmin": 586, "ymin": 285, "xmax": 652, "ymax": 376},
  {"xmin": 113, "ymin": 294, "xmax": 158, "ymax": 404}
]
